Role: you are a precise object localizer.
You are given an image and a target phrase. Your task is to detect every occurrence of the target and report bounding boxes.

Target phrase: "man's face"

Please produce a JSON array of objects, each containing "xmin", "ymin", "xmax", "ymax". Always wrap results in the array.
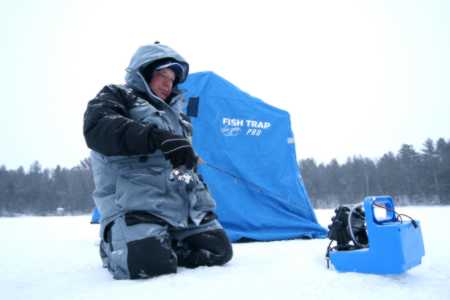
[{"xmin": 149, "ymin": 68, "xmax": 176, "ymax": 100}]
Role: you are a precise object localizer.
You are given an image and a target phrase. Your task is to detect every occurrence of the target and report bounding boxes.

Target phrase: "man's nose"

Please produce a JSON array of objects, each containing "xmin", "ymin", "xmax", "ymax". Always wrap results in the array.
[{"xmin": 163, "ymin": 79, "xmax": 172, "ymax": 89}]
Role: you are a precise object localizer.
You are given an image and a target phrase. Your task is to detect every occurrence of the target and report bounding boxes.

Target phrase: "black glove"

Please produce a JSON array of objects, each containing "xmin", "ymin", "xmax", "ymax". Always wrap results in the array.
[{"xmin": 151, "ymin": 128, "xmax": 197, "ymax": 169}]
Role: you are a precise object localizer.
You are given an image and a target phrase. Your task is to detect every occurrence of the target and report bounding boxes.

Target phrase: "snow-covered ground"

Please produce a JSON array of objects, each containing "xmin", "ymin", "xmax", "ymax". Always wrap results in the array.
[{"xmin": 1, "ymin": 206, "xmax": 449, "ymax": 300}]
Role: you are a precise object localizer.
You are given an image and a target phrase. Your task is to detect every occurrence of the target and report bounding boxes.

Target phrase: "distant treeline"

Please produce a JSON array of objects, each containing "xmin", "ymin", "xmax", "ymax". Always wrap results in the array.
[
  {"xmin": 0, "ymin": 160, "xmax": 94, "ymax": 216},
  {"xmin": 300, "ymin": 138, "xmax": 450, "ymax": 207},
  {"xmin": 0, "ymin": 138, "xmax": 449, "ymax": 216}
]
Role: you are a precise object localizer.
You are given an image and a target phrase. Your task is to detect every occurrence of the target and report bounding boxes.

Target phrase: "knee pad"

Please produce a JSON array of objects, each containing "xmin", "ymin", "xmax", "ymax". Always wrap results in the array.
[
  {"xmin": 178, "ymin": 229, "xmax": 233, "ymax": 268},
  {"xmin": 127, "ymin": 235, "xmax": 177, "ymax": 279},
  {"xmin": 100, "ymin": 217, "xmax": 177, "ymax": 279}
]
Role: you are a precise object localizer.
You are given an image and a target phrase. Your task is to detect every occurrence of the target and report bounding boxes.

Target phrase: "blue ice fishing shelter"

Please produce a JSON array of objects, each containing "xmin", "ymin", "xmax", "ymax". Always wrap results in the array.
[
  {"xmin": 90, "ymin": 207, "xmax": 100, "ymax": 224},
  {"xmin": 180, "ymin": 71, "xmax": 327, "ymax": 242}
]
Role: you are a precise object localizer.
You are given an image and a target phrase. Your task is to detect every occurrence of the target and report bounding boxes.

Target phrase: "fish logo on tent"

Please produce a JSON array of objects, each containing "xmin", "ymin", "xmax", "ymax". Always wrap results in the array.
[{"xmin": 221, "ymin": 125, "xmax": 241, "ymax": 137}]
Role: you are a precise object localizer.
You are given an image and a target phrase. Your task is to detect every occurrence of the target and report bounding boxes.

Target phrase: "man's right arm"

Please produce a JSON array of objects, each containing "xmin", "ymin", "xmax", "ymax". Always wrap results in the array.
[{"xmin": 83, "ymin": 85, "xmax": 159, "ymax": 156}]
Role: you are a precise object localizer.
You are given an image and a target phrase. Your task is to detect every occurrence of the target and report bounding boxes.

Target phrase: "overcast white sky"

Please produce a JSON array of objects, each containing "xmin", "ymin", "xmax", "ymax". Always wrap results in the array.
[{"xmin": 1, "ymin": 0, "xmax": 449, "ymax": 170}]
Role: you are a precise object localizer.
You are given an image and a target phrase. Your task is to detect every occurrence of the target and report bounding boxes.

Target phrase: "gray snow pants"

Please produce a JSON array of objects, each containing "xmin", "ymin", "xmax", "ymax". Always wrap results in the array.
[{"xmin": 99, "ymin": 212, "xmax": 233, "ymax": 279}]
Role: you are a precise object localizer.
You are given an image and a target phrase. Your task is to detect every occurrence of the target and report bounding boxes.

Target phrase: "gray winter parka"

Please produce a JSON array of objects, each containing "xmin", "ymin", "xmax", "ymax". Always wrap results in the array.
[{"xmin": 84, "ymin": 44, "xmax": 216, "ymax": 231}]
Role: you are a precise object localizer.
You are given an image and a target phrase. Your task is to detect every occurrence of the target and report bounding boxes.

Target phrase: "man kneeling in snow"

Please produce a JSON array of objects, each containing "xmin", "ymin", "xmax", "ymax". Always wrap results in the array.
[{"xmin": 83, "ymin": 42, "xmax": 233, "ymax": 279}]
